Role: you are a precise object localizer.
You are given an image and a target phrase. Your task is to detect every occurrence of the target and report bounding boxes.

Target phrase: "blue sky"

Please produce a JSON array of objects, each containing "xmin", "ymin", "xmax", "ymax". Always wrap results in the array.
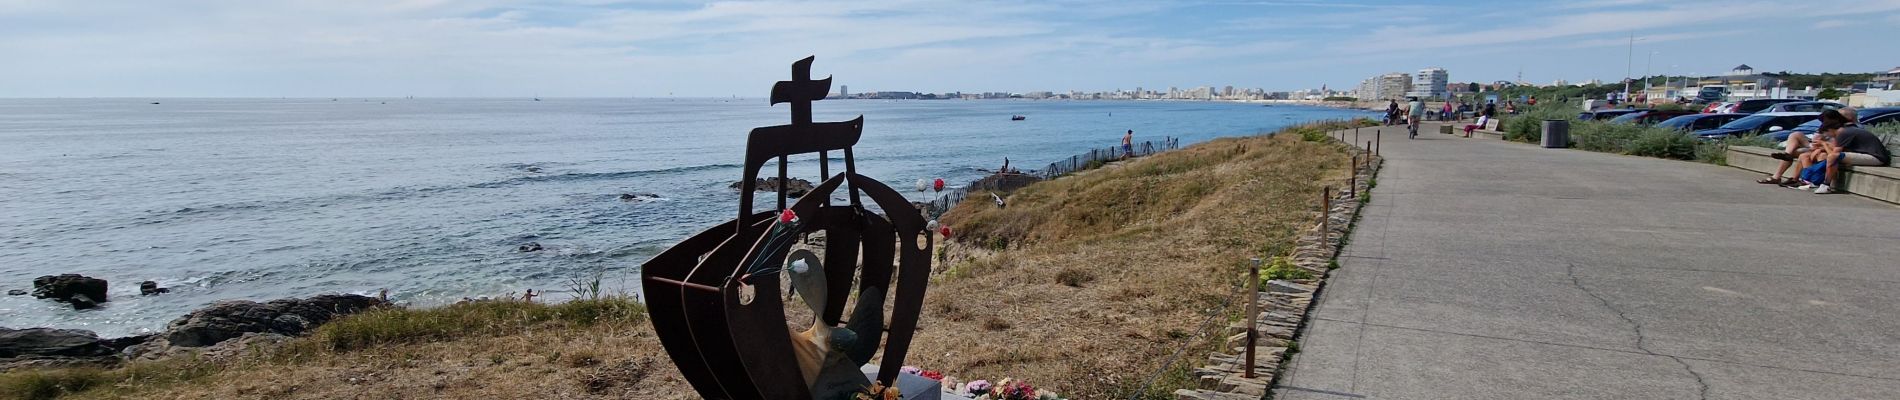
[{"xmin": 1, "ymin": 0, "xmax": 1896, "ymax": 97}]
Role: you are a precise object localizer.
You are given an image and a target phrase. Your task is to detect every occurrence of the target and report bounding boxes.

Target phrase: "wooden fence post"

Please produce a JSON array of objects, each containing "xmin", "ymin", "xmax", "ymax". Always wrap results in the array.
[
  {"xmin": 1245, "ymin": 257, "xmax": 1261, "ymax": 379},
  {"xmin": 1322, "ymin": 187, "xmax": 1332, "ymax": 241},
  {"xmin": 1349, "ymin": 154, "xmax": 1359, "ymax": 198}
]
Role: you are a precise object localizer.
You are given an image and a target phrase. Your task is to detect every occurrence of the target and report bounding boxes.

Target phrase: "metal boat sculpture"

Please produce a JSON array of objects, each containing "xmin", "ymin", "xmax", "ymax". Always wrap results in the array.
[{"xmin": 641, "ymin": 56, "xmax": 932, "ymax": 399}]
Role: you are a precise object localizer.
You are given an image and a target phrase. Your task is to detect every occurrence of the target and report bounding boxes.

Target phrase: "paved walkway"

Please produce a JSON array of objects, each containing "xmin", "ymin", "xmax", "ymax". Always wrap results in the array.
[{"xmin": 1274, "ymin": 123, "xmax": 1900, "ymax": 400}]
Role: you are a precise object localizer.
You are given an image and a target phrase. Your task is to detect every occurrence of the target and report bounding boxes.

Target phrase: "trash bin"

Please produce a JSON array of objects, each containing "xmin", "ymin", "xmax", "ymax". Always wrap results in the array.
[{"xmin": 1541, "ymin": 119, "xmax": 1569, "ymax": 148}]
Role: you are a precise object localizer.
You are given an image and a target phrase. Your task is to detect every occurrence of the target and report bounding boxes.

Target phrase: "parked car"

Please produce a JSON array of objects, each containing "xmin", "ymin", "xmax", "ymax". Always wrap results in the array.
[
  {"xmin": 1696, "ymin": 86, "xmax": 1728, "ymax": 103},
  {"xmin": 1692, "ymin": 112, "xmax": 1820, "ymax": 139},
  {"xmin": 1731, "ymin": 98, "xmax": 1803, "ymax": 114},
  {"xmin": 1655, "ymin": 113, "xmax": 1748, "ymax": 132},
  {"xmin": 1769, "ymin": 107, "xmax": 1900, "ymax": 142},
  {"xmin": 1702, "ymin": 102, "xmax": 1734, "ymax": 114},
  {"xmin": 1754, "ymin": 101, "xmax": 1844, "ymax": 114},
  {"xmin": 1608, "ymin": 110, "xmax": 1697, "ymax": 125},
  {"xmin": 1579, "ymin": 109, "xmax": 1646, "ymax": 121}
]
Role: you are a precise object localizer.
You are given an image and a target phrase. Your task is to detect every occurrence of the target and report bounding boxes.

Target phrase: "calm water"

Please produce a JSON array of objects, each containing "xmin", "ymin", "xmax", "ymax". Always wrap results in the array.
[{"xmin": 0, "ymin": 98, "xmax": 1369, "ymax": 336}]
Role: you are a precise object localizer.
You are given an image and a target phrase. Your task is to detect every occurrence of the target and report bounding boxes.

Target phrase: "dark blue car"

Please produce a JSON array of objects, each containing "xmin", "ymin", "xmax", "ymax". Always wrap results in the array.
[
  {"xmin": 1691, "ymin": 112, "xmax": 1819, "ymax": 139},
  {"xmin": 1656, "ymin": 113, "xmax": 1748, "ymax": 132},
  {"xmin": 1770, "ymin": 107, "xmax": 1900, "ymax": 141},
  {"xmin": 1579, "ymin": 109, "xmax": 1645, "ymax": 121}
]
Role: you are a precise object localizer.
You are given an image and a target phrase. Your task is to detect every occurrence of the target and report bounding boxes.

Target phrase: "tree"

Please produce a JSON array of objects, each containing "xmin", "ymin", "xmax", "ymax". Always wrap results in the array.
[
  {"xmin": 1817, "ymin": 88, "xmax": 1844, "ymax": 100},
  {"xmin": 1467, "ymin": 82, "xmax": 1481, "ymax": 93}
]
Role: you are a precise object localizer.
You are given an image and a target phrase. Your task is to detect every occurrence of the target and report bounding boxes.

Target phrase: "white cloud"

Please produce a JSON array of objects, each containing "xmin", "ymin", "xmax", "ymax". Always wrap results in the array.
[
  {"xmin": 1811, "ymin": 20, "xmax": 1850, "ymax": 29},
  {"xmin": 0, "ymin": 0, "xmax": 1897, "ymax": 96}
]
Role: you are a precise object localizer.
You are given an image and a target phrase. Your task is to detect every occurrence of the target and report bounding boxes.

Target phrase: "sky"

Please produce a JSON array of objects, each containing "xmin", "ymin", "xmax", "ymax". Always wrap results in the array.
[{"xmin": 2, "ymin": 0, "xmax": 1897, "ymax": 97}]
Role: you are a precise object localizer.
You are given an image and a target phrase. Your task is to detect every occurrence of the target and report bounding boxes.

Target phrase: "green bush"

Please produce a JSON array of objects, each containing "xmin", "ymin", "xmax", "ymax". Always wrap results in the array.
[
  {"xmin": 1261, "ymin": 256, "xmax": 1313, "ymax": 282},
  {"xmin": 0, "ymin": 360, "xmax": 218, "ymax": 400},
  {"xmin": 1501, "ymin": 102, "xmax": 1576, "ymax": 142},
  {"xmin": 1297, "ymin": 127, "xmax": 1329, "ymax": 142},
  {"xmin": 299, "ymin": 297, "xmax": 647, "ymax": 352},
  {"xmin": 1566, "ymin": 120, "xmax": 1701, "ymax": 160},
  {"xmin": 1626, "ymin": 130, "xmax": 1700, "ymax": 160}
]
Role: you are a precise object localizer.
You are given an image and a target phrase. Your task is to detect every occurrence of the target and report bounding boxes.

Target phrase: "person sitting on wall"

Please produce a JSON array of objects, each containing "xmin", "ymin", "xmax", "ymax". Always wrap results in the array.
[
  {"xmin": 1778, "ymin": 120, "xmax": 1843, "ymax": 188},
  {"xmin": 1814, "ymin": 107, "xmax": 1893, "ymax": 194},
  {"xmin": 1762, "ymin": 126, "xmax": 1826, "ymax": 186},
  {"xmin": 1763, "ymin": 108, "xmax": 1859, "ymax": 186}
]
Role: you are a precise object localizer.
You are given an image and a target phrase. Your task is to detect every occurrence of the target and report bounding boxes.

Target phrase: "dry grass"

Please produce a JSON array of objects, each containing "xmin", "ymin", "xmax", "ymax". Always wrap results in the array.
[
  {"xmin": 919, "ymin": 124, "xmax": 1357, "ymax": 398},
  {"xmin": 3, "ymin": 297, "xmax": 695, "ymax": 400}
]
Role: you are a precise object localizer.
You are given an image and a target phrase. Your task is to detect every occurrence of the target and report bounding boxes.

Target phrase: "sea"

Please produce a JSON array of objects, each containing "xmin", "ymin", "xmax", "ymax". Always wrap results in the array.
[{"xmin": 0, "ymin": 98, "xmax": 1371, "ymax": 337}]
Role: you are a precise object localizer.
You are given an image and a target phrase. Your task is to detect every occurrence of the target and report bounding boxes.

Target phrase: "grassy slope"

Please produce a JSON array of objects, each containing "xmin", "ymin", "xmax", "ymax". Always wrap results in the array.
[
  {"xmin": 922, "ymin": 126, "xmax": 1356, "ymax": 398},
  {"xmin": 2, "ymin": 122, "xmax": 1361, "ymax": 400},
  {"xmin": 3, "ymin": 298, "xmax": 697, "ymax": 400}
]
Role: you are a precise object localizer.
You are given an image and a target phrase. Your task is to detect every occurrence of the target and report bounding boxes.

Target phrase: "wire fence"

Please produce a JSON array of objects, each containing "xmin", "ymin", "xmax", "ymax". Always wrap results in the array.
[{"xmin": 920, "ymin": 137, "xmax": 1180, "ymax": 217}]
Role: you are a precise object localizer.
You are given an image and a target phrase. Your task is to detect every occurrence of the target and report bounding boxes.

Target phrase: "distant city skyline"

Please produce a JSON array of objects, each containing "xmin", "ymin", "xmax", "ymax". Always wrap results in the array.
[{"xmin": 3, "ymin": 0, "xmax": 1897, "ymax": 97}]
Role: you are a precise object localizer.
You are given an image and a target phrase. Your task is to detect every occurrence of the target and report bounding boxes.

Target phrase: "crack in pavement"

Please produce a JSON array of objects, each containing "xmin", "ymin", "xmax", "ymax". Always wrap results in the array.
[{"xmin": 1567, "ymin": 262, "xmax": 1711, "ymax": 400}]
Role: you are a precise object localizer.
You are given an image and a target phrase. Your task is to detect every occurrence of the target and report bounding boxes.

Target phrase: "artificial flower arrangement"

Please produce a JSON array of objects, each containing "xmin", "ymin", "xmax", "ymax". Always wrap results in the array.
[
  {"xmin": 896, "ymin": 366, "xmax": 1067, "ymax": 400},
  {"xmin": 856, "ymin": 382, "xmax": 900, "ymax": 400}
]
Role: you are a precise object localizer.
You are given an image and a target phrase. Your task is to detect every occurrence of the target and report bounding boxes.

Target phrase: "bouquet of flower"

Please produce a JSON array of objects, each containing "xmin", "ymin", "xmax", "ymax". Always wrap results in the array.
[
  {"xmin": 957, "ymin": 378, "xmax": 1065, "ymax": 400},
  {"xmin": 855, "ymin": 382, "xmax": 900, "ymax": 400}
]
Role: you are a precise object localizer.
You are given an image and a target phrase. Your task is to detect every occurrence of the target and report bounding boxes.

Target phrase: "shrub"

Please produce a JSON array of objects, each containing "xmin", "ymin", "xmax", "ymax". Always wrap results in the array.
[
  {"xmin": 1054, "ymin": 267, "xmax": 1095, "ymax": 287},
  {"xmin": 1565, "ymin": 120, "xmax": 1702, "ymax": 160},
  {"xmin": 0, "ymin": 360, "xmax": 218, "ymax": 400},
  {"xmin": 1501, "ymin": 102, "xmax": 1575, "ymax": 142},
  {"xmin": 1297, "ymin": 127, "xmax": 1329, "ymax": 142},
  {"xmin": 1261, "ymin": 256, "xmax": 1312, "ymax": 282},
  {"xmin": 299, "ymin": 297, "xmax": 647, "ymax": 352},
  {"xmin": 1625, "ymin": 129, "xmax": 1699, "ymax": 160}
]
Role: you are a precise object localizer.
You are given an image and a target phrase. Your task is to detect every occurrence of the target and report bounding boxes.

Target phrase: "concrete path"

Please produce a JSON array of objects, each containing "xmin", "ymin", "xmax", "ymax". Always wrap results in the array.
[{"xmin": 1273, "ymin": 123, "xmax": 1900, "ymax": 400}]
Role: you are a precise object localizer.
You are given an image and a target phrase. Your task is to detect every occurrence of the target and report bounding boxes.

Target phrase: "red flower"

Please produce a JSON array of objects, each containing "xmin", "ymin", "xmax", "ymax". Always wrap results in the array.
[
  {"xmin": 779, "ymin": 209, "xmax": 798, "ymax": 224},
  {"xmin": 920, "ymin": 370, "xmax": 944, "ymax": 381}
]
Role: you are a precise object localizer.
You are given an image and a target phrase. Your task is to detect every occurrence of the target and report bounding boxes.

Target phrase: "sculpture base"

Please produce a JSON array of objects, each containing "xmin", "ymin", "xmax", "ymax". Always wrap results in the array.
[{"xmin": 859, "ymin": 365, "xmax": 947, "ymax": 400}]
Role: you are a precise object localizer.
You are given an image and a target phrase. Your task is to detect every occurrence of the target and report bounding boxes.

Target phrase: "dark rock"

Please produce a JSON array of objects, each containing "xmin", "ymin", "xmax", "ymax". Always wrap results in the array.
[
  {"xmin": 140, "ymin": 281, "xmax": 170, "ymax": 296},
  {"xmin": 32, "ymin": 274, "xmax": 108, "ymax": 308},
  {"xmin": 968, "ymin": 173, "xmax": 1043, "ymax": 194},
  {"xmin": 517, "ymin": 242, "xmax": 544, "ymax": 252},
  {"xmin": 99, "ymin": 334, "xmax": 156, "ymax": 352},
  {"xmin": 164, "ymin": 294, "xmax": 386, "ymax": 347},
  {"xmin": 618, "ymin": 192, "xmax": 660, "ymax": 201},
  {"xmin": 0, "ymin": 328, "xmax": 116, "ymax": 359},
  {"xmin": 5, "ymin": 289, "xmax": 23, "ymax": 296},
  {"xmin": 731, "ymin": 177, "xmax": 815, "ymax": 198},
  {"xmin": 67, "ymin": 295, "xmax": 100, "ymax": 310}
]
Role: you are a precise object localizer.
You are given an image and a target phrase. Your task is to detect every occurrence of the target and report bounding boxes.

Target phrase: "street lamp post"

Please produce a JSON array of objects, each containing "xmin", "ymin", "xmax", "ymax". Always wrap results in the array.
[
  {"xmin": 1644, "ymin": 51, "xmax": 1659, "ymax": 91},
  {"xmin": 1622, "ymin": 34, "xmax": 1647, "ymax": 102}
]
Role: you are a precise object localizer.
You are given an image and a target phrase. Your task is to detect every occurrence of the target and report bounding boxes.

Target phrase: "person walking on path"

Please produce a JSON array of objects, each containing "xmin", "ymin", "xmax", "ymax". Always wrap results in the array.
[
  {"xmin": 1407, "ymin": 97, "xmax": 1425, "ymax": 139},
  {"xmin": 1385, "ymin": 100, "xmax": 1400, "ymax": 125},
  {"xmin": 1121, "ymin": 129, "xmax": 1134, "ymax": 160}
]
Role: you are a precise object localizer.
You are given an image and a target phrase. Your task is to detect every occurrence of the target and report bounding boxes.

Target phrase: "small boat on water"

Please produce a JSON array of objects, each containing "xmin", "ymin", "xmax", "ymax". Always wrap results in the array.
[{"xmin": 1010, "ymin": 115, "xmax": 1026, "ymax": 121}]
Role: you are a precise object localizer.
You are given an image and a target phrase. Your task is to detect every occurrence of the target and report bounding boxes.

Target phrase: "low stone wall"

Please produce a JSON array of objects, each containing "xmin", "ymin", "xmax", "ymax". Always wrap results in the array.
[{"xmin": 1174, "ymin": 139, "xmax": 1381, "ymax": 400}]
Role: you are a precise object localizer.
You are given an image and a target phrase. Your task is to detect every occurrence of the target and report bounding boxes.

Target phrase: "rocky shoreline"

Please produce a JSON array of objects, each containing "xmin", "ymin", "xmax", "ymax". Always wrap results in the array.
[{"xmin": 1, "ymin": 293, "xmax": 387, "ymax": 372}]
